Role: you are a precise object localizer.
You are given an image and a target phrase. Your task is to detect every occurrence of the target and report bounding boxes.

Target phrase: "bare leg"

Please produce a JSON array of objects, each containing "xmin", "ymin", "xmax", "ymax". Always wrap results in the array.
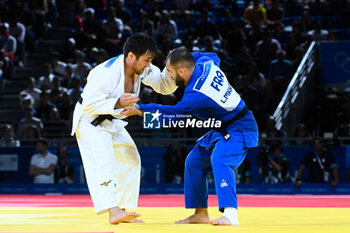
[
  {"xmin": 108, "ymin": 206, "xmax": 142, "ymax": 224},
  {"xmin": 175, "ymin": 208, "xmax": 210, "ymax": 224}
]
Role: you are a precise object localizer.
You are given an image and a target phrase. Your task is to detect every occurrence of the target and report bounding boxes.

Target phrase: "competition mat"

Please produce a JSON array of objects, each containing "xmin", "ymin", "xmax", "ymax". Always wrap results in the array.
[{"xmin": 1, "ymin": 194, "xmax": 350, "ymax": 233}]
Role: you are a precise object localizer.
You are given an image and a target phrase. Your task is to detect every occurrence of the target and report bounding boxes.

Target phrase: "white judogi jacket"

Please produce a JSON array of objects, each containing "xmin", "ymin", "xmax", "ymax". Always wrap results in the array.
[{"xmin": 71, "ymin": 54, "xmax": 177, "ymax": 135}]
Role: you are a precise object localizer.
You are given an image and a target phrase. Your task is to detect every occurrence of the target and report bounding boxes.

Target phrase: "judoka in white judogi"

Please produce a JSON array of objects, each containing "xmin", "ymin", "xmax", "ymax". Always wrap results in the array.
[{"xmin": 71, "ymin": 54, "xmax": 176, "ymax": 216}]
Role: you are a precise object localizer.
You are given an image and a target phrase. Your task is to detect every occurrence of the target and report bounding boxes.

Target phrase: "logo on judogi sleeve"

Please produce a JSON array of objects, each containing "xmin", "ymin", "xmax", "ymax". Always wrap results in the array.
[{"xmin": 143, "ymin": 110, "xmax": 162, "ymax": 129}]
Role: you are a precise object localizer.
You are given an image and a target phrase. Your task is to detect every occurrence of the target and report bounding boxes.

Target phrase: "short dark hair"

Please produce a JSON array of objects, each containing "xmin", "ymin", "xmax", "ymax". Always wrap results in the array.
[
  {"xmin": 313, "ymin": 137, "xmax": 324, "ymax": 145},
  {"xmin": 166, "ymin": 47, "xmax": 195, "ymax": 69},
  {"xmin": 123, "ymin": 32, "xmax": 157, "ymax": 59},
  {"xmin": 37, "ymin": 138, "xmax": 48, "ymax": 147}
]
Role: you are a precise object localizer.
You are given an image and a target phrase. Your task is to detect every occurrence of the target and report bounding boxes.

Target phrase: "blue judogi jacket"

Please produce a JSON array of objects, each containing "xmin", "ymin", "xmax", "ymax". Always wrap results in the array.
[{"xmin": 140, "ymin": 52, "xmax": 258, "ymax": 149}]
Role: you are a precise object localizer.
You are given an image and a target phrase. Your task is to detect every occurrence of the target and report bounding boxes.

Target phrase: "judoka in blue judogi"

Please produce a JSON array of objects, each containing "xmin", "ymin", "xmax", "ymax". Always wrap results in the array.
[{"xmin": 122, "ymin": 47, "xmax": 259, "ymax": 225}]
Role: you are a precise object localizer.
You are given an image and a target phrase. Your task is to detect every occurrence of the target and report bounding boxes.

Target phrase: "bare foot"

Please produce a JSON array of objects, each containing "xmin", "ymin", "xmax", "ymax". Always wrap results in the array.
[
  {"xmin": 210, "ymin": 216, "xmax": 238, "ymax": 226},
  {"xmin": 109, "ymin": 207, "xmax": 141, "ymax": 224},
  {"xmin": 121, "ymin": 218, "xmax": 144, "ymax": 223},
  {"xmin": 175, "ymin": 214, "xmax": 210, "ymax": 224}
]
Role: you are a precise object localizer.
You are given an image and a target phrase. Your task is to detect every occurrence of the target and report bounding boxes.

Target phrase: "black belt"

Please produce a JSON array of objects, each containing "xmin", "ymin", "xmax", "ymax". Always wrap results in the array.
[
  {"xmin": 79, "ymin": 97, "xmax": 116, "ymax": 126},
  {"xmin": 216, "ymin": 105, "xmax": 248, "ymax": 140}
]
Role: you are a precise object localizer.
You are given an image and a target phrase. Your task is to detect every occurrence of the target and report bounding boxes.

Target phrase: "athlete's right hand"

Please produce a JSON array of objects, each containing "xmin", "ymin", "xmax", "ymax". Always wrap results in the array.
[{"xmin": 114, "ymin": 93, "xmax": 139, "ymax": 108}]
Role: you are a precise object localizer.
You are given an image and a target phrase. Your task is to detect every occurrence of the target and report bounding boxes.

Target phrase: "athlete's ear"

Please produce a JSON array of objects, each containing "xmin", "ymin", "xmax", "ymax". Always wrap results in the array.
[
  {"xmin": 127, "ymin": 52, "xmax": 136, "ymax": 61},
  {"xmin": 177, "ymin": 67, "xmax": 185, "ymax": 75}
]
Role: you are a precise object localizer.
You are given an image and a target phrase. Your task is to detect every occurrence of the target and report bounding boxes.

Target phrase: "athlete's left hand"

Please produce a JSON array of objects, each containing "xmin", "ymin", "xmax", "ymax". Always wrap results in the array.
[{"xmin": 121, "ymin": 106, "xmax": 143, "ymax": 117}]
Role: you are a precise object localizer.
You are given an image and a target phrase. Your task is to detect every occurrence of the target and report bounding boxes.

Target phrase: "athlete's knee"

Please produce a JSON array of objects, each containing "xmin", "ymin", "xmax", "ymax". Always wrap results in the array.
[
  {"xmin": 185, "ymin": 151, "xmax": 201, "ymax": 171},
  {"xmin": 210, "ymin": 153, "xmax": 225, "ymax": 168}
]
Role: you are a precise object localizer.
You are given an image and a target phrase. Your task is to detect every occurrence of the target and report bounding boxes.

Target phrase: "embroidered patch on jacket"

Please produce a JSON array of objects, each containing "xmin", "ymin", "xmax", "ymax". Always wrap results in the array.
[
  {"xmin": 220, "ymin": 179, "xmax": 228, "ymax": 188},
  {"xmin": 100, "ymin": 180, "xmax": 112, "ymax": 186}
]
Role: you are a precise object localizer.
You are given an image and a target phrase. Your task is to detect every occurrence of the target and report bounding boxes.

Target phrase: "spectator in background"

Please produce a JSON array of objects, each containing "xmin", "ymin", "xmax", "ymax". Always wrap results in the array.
[
  {"xmin": 0, "ymin": 49, "xmax": 11, "ymax": 82},
  {"xmin": 224, "ymin": 20, "xmax": 246, "ymax": 58},
  {"xmin": 266, "ymin": 0, "xmax": 284, "ymax": 32},
  {"xmin": 113, "ymin": 0, "xmax": 132, "ymax": 28},
  {"xmin": 17, "ymin": 92, "xmax": 35, "ymax": 120},
  {"xmin": 67, "ymin": 77, "xmax": 83, "ymax": 104},
  {"xmin": 18, "ymin": 1, "xmax": 36, "ymax": 50},
  {"xmin": 237, "ymin": 76, "xmax": 259, "ymax": 110},
  {"xmin": 268, "ymin": 49, "xmax": 292, "ymax": 82},
  {"xmin": 82, "ymin": 7, "xmax": 101, "ymax": 48},
  {"xmin": 173, "ymin": 0, "xmax": 192, "ymax": 11},
  {"xmin": 137, "ymin": 11, "xmax": 154, "ymax": 38},
  {"xmin": 71, "ymin": 15, "xmax": 89, "ymax": 50},
  {"xmin": 152, "ymin": 49, "xmax": 166, "ymax": 69},
  {"xmin": 193, "ymin": 0, "xmax": 213, "ymax": 11},
  {"xmin": 235, "ymin": 157, "xmax": 251, "ymax": 184},
  {"xmin": 267, "ymin": 50, "xmax": 291, "ymax": 109},
  {"xmin": 285, "ymin": 34, "xmax": 297, "ymax": 61},
  {"xmin": 160, "ymin": 37, "xmax": 175, "ymax": 58},
  {"xmin": 62, "ymin": 63, "xmax": 76, "ymax": 88},
  {"xmin": 21, "ymin": 125, "xmax": 41, "ymax": 146},
  {"xmin": 157, "ymin": 10, "xmax": 178, "ymax": 42},
  {"xmin": 35, "ymin": 90, "xmax": 56, "ymax": 120},
  {"xmin": 71, "ymin": 50, "xmax": 91, "ymax": 81},
  {"xmin": 0, "ymin": 124, "xmax": 20, "ymax": 147},
  {"xmin": 17, "ymin": 106, "xmax": 44, "ymax": 138},
  {"xmin": 292, "ymin": 123, "xmax": 311, "ymax": 145},
  {"xmin": 268, "ymin": 145, "xmax": 291, "ymax": 183},
  {"xmin": 102, "ymin": 6, "xmax": 124, "ymax": 53},
  {"xmin": 290, "ymin": 21, "xmax": 306, "ymax": 46},
  {"xmin": 246, "ymin": 62, "xmax": 266, "ymax": 95},
  {"xmin": 291, "ymin": 46, "xmax": 304, "ymax": 73},
  {"xmin": 74, "ymin": 0, "xmax": 87, "ymax": 17},
  {"xmin": 29, "ymin": 0, "xmax": 50, "ymax": 38},
  {"xmin": 55, "ymin": 145, "xmax": 75, "ymax": 183},
  {"xmin": 87, "ymin": 47, "xmax": 99, "ymax": 68},
  {"xmin": 201, "ymin": 35, "xmax": 220, "ymax": 53},
  {"xmin": 246, "ymin": 21, "xmax": 263, "ymax": 52},
  {"xmin": 0, "ymin": 23, "xmax": 17, "ymax": 63},
  {"xmin": 43, "ymin": 107, "xmax": 67, "ymax": 138},
  {"xmin": 308, "ymin": 20, "xmax": 329, "ymax": 41},
  {"xmin": 61, "ymin": 38, "xmax": 77, "ymax": 63},
  {"xmin": 57, "ymin": 92, "xmax": 73, "ymax": 121},
  {"xmin": 301, "ymin": 33, "xmax": 314, "ymax": 51},
  {"xmin": 37, "ymin": 63, "xmax": 54, "ymax": 89},
  {"xmin": 244, "ymin": 0, "xmax": 267, "ymax": 25},
  {"xmin": 50, "ymin": 76, "xmax": 67, "ymax": 105},
  {"xmin": 194, "ymin": 9, "xmax": 217, "ymax": 42},
  {"xmin": 295, "ymin": 137, "xmax": 338, "ymax": 187},
  {"xmin": 261, "ymin": 115, "xmax": 287, "ymax": 147},
  {"xmin": 219, "ymin": 9, "xmax": 234, "ymax": 42},
  {"xmin": 20, "ymin": 77, "xmax": 42, "ymax": 107},
  {"xmin": 300, "ymin": 5, "xmax": 313, "ymax": 32},
  {"xmin": 182, "ymin": 10, "xmax": 195, "ymax": 38},
  {"xmin": 9, "ymin": 15, "xmax": 25, "ymax": 66},
  {"xmin": 29, "ymin": 138, "xmax": 58, "ymax": 184},
  {"xmin": 256, "ymin": 27, "xmax": 281, "ymax": 74},
  {"xmin": 49, "ymin": 51, "xmax": 67, "ymax": 77}
]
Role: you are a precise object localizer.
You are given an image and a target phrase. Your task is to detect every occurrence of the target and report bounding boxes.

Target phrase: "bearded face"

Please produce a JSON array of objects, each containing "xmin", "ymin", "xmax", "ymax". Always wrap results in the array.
[{"xmin": 175, "ymin": 71, "xmax": 185, "ymax": 87}]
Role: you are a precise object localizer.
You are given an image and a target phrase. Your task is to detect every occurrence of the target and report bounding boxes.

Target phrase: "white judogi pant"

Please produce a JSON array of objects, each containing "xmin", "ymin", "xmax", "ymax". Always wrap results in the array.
[{"xmin": 75, "ymin": 114, "xmax": 140, "ymax": 214}]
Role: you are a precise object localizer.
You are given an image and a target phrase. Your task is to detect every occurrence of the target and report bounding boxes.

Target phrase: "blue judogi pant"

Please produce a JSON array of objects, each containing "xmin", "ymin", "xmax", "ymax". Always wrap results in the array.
[{"xmin": 184, "ymin": 130, "xmax": 247, "ymax": 212}]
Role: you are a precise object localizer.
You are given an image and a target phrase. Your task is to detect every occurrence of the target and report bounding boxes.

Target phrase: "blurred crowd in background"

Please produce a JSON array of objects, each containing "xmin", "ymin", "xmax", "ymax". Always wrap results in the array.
[{"xmin": 0, "ymin": 0, "xmax": 349, "ymax": 184}]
